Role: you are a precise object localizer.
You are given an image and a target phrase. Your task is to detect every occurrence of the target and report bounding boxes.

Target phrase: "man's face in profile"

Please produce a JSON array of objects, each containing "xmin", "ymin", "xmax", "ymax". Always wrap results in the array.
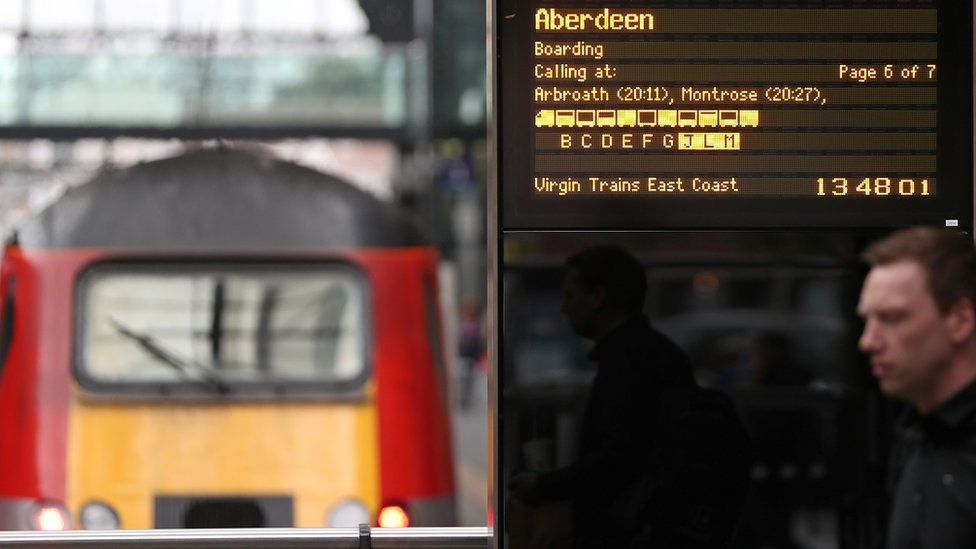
[
  {"xmin": 857, "ymin": 260, "xmax": 955, "ymax": 403},
  {"xmin": 561, "ymin": 268, "xmax": 601, "ymax": 339}
]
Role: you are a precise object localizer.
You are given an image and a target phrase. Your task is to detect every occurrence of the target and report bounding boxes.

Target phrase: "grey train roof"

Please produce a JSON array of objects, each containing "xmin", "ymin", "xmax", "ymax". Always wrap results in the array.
[{"xmin": 18, "ymin": 148, "xmax": 426, "ymax": 251}]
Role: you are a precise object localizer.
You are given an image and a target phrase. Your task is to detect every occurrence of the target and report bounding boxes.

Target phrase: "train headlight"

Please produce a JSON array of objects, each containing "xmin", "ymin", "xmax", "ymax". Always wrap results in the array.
[
  {"xmin": 80, "ymin": 502, "xmax": 120, "ymax": 530},
  {"xmin": 327, "ymin": 499, "xmax": 369, "ymax": 527},
  {"xmin": 377, "ymin": 504, "xmax": 410, "ymax": 528},
  {"xmin": 31, "ymin": 502, "xmax": 70, "ymax": 531}
]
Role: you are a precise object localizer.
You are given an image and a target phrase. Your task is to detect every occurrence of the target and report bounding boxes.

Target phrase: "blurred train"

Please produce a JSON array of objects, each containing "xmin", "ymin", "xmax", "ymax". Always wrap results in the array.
[{"xmin": 0, "ymin": 148, "xmax": 456, "ymax": 530}]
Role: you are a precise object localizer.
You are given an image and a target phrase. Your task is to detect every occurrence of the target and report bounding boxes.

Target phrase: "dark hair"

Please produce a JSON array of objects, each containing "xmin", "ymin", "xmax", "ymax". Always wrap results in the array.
[
  {"xmin": 566, "ymin": 245, "xmax": 647, "ymax": 314},
  {"xmin": 862, "ymin": 227, "xmax": 976, "ymax": 312}
]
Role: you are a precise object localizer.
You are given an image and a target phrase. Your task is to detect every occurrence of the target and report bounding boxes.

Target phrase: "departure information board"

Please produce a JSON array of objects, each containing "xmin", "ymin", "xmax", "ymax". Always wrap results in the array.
[{"xmin": 497, "ymin": 0, "xmax": 972, "ymax": 229}]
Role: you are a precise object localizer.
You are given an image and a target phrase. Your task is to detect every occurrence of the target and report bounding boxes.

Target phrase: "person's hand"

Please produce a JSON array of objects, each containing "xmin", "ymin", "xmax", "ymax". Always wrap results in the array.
[{"xmin": 508, "ymin": 472, "xmax": 542, "ymax": 506}]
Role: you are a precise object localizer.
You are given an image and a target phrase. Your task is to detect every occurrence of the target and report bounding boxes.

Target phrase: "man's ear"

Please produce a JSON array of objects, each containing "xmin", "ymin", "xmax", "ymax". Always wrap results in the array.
[{"xmin": 945, "ymin": 297, "xmax": 976, "ymax": 344}]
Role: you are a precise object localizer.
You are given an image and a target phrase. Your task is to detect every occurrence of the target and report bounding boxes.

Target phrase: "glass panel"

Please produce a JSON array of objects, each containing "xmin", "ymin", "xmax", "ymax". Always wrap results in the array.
[
  {"xmin": 791, "ymin": 276, "xmax": 843, "ymax": 317},
  {"xmin": 80, "ymin": 265, "xmax": 366, "ymax": 385},
  {"xmin": 501, "ymin": 233, "xmax": 866, "ymax": 549}
]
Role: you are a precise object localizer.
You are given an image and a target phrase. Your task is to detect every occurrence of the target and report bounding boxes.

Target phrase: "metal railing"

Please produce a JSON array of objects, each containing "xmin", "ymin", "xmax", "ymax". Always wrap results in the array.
[{"xmin": 0, "ymin": 526, "xmax": 492, "ymax": 548}]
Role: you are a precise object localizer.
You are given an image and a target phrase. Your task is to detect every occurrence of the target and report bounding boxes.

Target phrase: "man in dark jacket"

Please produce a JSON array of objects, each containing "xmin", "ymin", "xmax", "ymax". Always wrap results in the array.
[
  {"xmin": 858, "ymin": 227, "xmax": 976, "ymax": 549},
  {"xmin": 509, "ymin": 246, "xmax": 750, "ymax": 548}
]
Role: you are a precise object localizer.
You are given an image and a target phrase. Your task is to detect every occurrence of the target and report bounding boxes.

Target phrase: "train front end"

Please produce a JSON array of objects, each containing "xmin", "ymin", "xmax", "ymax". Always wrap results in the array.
[{"xmin": 0, "ymin": 150, "xmax": 455, "ymax": 530}]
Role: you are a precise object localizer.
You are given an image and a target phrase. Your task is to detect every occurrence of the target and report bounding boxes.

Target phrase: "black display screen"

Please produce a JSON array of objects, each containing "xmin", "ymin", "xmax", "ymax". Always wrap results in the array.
[{"xmin": 497, "ymin": 0, "xmax": 972, "ymax": 230}]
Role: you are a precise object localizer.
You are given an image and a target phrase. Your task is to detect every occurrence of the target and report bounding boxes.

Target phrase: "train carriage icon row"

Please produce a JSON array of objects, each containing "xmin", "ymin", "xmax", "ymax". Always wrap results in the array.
[{"xmin": 536, "ymin": 109, "xmax": 759, "ymax": 128}]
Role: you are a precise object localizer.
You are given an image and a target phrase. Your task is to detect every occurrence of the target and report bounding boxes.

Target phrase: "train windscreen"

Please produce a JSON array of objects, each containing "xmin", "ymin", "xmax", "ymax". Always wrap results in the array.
[{"xmin": 76, "ymin": 263, "xmax": 368, "ymax": 394}]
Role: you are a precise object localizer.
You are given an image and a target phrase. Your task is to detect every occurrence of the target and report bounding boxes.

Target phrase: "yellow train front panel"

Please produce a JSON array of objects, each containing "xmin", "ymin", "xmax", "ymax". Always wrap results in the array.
[{"xmin": 66, "ymin": 389, "xmax": 379, "ymax": 529}]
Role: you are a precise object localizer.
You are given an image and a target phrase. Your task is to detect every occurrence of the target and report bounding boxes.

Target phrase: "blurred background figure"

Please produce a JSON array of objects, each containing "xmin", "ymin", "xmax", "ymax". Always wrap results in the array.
[{"xmin": 458, "ymin": 299, "xmax": 486, "ymax": 409}]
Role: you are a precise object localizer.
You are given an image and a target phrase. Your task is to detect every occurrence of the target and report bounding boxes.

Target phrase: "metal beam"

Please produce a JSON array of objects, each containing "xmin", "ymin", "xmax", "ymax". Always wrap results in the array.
[
  {"xmin": 0, "ymin": 527, "xmax": 491, "ymax": 548},
  {"xmin": 0, "ymin": 126, "xmax": 418, "ymax": 144}
]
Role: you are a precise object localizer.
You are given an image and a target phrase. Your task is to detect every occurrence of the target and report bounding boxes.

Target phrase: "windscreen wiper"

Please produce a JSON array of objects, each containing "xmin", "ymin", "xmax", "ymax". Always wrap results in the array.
[{"xmin": 107, "ymin": 317, "xmax": 230, "ymax": 394}]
